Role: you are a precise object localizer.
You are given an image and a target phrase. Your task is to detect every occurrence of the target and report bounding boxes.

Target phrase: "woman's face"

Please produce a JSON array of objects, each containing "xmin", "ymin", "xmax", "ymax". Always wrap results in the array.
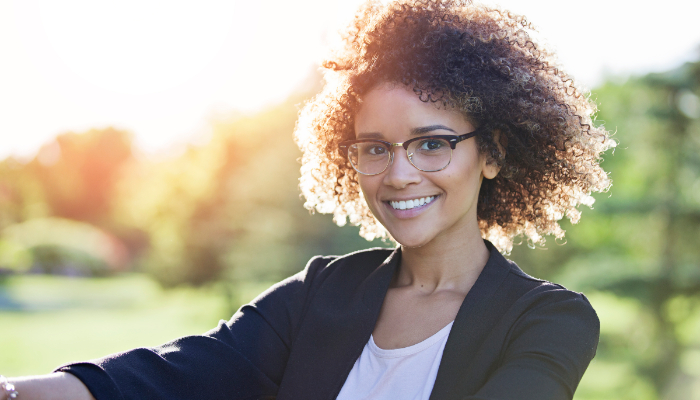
[{"xmin": 354, "ymin": 84, "xmax": 499, "ymax": 248}]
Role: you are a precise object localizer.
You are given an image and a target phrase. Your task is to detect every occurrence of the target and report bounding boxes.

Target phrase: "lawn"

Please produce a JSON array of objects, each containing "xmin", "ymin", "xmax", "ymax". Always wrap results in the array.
[{"xmin": 0, "ymin": 274, "xmax": 274, "ymax": 376}]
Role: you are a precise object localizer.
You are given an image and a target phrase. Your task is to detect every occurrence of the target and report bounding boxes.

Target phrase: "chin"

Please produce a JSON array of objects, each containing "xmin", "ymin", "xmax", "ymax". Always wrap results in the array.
[
  {"xmin": 398, "ymin": 241, "xmax": 429, "ymax": 250},
  {"xmin": 388, "ymin": 230, "xmax": 435, "ymax": 249}
]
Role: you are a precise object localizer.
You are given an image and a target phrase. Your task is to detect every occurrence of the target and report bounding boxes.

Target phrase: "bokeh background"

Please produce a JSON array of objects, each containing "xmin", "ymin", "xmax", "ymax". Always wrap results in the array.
[{"xmin": 1, "ymin": 0, "xmax": 700, "ymax": 399}]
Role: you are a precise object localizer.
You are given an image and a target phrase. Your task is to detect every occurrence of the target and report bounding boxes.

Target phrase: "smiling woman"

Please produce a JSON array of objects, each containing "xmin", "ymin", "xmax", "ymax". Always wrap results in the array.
[
  {"xmin": 2, "ymin": 1, "xmax": 614, "ymax": 399},
  {"xmin": 296, "ymin": 1, "xmax": 614, "ymax": 252},
  {"xmin": 346, "ymin": 84, "xmax": 497, "ymax": 249}
]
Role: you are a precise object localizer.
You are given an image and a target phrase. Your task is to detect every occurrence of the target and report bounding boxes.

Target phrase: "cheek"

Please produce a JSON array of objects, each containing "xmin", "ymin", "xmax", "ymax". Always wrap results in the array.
[
  {"xmin": 358, "ymin": 176, "xmax": 379, "ymax": 209},
  {"xmin": 451, "ymin": 153, "xmax": 482, "ymax": 181},
  {"xmin": 447, "ymin": 158, "xmax": 485, "ymax": 201},
  {"xmin": 357, "ymin": 175, "xmax": 369, "ymax": 196}
]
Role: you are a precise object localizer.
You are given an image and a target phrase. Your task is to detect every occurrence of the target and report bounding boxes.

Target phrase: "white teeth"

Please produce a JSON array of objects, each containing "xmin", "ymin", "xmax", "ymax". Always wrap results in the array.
[{"xmin": 390, "ymin": 196, "xmax": 436, "ymax": 210}]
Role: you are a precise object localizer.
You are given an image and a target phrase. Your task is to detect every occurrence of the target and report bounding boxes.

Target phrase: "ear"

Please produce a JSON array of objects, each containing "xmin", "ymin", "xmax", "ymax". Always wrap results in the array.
[{"xmin": 481, "ymin": 130, "xmax": 506, "ymax": 180}]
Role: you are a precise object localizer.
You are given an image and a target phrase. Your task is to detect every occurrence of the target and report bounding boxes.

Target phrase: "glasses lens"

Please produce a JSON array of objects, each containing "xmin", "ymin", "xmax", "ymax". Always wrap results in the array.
[
  {"xmin": 407, "ymin": 138, "xmax": 452, "ymax": 171},
  {"xmin": 348, "ymin": 142, "xmax": 391, "ymax": 174}
]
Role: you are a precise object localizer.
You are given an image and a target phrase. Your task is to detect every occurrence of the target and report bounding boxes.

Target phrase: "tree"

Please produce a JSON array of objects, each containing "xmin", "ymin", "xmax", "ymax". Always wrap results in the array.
[
  {"xmin": 510, "ymin": 60, "xmax": 700, "ymax": 399},
  {"xmin": 115, "ymin": 89, "xmax": 382, "ymax": 288},
  {"xmin": 30, "ymin": 127, "xmax": 134, "ymax": 225}
]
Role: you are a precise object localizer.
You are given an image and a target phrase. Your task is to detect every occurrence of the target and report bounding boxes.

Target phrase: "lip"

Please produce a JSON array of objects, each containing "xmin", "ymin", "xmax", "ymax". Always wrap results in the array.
[{"xmin": 383, "ymin": 195, "xmax": 440, "ymax": 219}]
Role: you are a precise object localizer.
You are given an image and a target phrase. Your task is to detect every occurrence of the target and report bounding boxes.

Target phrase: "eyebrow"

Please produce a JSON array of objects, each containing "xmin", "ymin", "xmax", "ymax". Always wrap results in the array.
[
  {"xmin": 356, "ymin": 124, "xmax": 457, "ymax": 139},
  {"xmin": 410, "ymin": 125, "xmax": 457, "ymax": 135}
]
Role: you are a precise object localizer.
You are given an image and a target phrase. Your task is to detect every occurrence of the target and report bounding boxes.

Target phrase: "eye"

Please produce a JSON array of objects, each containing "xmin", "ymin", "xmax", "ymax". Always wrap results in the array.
[
  {"xmin": 364, "ymin": 144, "xmax": 388, "ymax": 155},
  {"xmin": 417, "ymin": 138, "xmax": 446, "ymax": 151}
]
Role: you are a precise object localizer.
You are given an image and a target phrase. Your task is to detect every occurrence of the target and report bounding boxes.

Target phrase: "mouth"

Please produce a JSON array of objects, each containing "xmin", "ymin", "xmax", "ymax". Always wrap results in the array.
[{"xmin": 388, "ymin": 195, "xmax": 437, "ymax": 210}]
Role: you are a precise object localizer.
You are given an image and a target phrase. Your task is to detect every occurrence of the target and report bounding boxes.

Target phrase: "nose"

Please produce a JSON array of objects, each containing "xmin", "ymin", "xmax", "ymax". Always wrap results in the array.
[{"xmin": 382, "ymin": 147, "xmax": 422, "ymax": 189}]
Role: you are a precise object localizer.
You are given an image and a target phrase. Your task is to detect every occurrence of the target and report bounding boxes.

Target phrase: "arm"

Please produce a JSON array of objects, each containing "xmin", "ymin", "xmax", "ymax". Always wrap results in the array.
[
  {"xmin": 2, "ymin": 373, "xmax": 95, "ymax": 400},
  {"xmin": 467, "ymin": 292, "xmax": 600, "ymax": 400},
  {"xmin": 12, "ymin": 256, "xmax": 333, "ymax": 400}
]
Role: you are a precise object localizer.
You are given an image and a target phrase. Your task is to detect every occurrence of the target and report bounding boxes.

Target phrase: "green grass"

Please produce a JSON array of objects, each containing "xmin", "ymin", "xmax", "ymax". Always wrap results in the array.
[{"xmin": 0, "ymin": 274, "xmax": 274, "ymax": 375}]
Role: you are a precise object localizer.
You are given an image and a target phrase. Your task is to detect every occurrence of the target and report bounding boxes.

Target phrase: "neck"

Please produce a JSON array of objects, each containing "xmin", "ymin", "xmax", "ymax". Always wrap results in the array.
[{"xmin": 396, "ymin": 224, "xmax": 490, "ymax": 294}]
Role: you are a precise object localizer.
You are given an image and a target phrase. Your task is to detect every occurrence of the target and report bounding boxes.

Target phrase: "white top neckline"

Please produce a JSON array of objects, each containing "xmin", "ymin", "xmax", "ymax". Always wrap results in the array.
[
  {"xmin": 336, "ymin": 320, "xmax": 455, "ymax": 400},
  {"xmin": 368, "ymin": 321, "xmax": 455, "ymax": 359}
]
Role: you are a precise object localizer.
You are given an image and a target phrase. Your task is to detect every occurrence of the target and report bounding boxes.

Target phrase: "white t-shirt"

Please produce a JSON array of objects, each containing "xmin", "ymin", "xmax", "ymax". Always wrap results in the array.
[{"xmin": 336, "ymin": 321, "xmax": 454, "ymax": 400}]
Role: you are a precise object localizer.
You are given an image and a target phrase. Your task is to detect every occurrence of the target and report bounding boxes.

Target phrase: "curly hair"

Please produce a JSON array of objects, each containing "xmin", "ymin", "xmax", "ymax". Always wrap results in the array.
[{"xmin": 294, "ymin": 0, "xmax": 615, "ymax": 253}]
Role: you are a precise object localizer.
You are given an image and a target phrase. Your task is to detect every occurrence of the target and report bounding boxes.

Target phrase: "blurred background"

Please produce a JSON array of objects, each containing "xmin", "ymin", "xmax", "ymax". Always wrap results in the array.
[{"xmin": 1, "ymin": 0, "xmax": 699, "ymax": 398}]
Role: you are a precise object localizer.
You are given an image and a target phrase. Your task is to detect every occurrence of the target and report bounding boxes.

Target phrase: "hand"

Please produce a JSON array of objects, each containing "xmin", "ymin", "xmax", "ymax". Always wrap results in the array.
[
  {"xmin": 0, "ymin": 375, "xmax": 19, "ymax": 400},
  {"xmin": 1, "ymin": 373, "xmax": 95, "ymax": 400}
]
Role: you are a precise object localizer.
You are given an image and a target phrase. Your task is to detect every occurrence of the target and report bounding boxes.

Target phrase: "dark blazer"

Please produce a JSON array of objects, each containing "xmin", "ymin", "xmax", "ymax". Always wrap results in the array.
[{"xmin": 59, "ymin": 241, "xmax": 599, "ymax": 400}]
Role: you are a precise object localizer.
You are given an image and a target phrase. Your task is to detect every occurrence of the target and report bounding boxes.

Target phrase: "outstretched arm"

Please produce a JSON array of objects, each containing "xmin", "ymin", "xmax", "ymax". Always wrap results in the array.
[{"xmin": 38, "ymin": 256, "xmax": 334, "ymax": 400}]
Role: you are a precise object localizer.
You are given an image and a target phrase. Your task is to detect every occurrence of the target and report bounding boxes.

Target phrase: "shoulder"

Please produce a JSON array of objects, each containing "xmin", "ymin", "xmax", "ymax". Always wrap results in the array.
[
  {"xmin": 509, "ymin": 258, "xmax": 597, "ymax": 324},
  {"xmin": 478, "ymin": 243, "xmax": 599, "ymax": 345},
  {"xmin": 484, "ymin": 245, "xmax": 598, "ymax": 323},
  {"xmin": 224, "ymin": 247, "xmax": 396, "ymax": 348},
  {"xmin": 297, "ymin": 247, "xmax": 397, "ymax": 285},
  {"xmin": 252, "ymin": 247, "xmax": 396, "ymax": 303},
  {"xmin": 492, "ymin": 257, "xmax": 600, "ymax": 360}
]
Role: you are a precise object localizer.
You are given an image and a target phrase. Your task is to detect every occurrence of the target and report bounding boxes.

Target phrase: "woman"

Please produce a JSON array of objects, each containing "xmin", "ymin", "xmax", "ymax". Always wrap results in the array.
[{"xmin": 1, "ymin": 0, "xmax": 614, "ymax": 399}]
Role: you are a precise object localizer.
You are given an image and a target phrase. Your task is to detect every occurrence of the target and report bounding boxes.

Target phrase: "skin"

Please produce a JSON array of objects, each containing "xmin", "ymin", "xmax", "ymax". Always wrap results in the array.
[
  {"xmin": 356, "ymin": 84, "xmax": 500, "ymax": 349},
  {"xmin": 3, "ymin": 373, "xmax": 94, "ymax": 400}
]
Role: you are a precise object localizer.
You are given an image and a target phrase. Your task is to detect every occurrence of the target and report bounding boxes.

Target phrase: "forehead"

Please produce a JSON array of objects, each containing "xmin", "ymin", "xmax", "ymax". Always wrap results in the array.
[{"xmin": 354, "ymin": 84, "xmax": 471, "ymax": 137}]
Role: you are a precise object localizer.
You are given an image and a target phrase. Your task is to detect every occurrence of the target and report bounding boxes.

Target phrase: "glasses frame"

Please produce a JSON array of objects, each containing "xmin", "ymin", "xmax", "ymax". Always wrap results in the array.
[{"xmin": 338, "ymin": 128, "xmax": 483, "ymax": 176}]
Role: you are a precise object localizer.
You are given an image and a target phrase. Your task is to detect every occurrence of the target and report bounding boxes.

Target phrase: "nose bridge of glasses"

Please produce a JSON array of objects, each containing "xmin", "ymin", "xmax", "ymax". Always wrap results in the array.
[
  {"xmin": 387, "ymin": 141, "xmax": 411, "ymax": 163},
  {"xmin": 386, "ymin": 142, "xmax": 419, "ymax": 173},
  {"xmin": 391, "ymin": 141, "xmax": 413, "ymax": 152}
]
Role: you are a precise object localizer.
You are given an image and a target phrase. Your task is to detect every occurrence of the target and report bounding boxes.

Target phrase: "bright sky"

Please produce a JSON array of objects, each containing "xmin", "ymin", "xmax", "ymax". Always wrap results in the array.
[{"xmin": 1, "ymin": 0, "xmax": 699, "ymax": 159}]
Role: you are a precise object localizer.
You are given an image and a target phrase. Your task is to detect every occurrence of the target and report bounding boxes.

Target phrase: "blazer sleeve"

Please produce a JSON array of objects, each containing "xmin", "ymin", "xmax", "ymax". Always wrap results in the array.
[
  {"xmin": 56, "ymin": 256, "xmax": 335, "ymax": 400},
  {"xmin": 466, "ymin": 291, "xmax": 600, "ymax": 400}
]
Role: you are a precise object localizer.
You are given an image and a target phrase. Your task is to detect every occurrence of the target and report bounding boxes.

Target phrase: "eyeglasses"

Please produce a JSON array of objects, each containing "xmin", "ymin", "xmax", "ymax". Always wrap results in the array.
[{"xmin": 339, "ymin": 128, "xmax": 482, "ymax": 175}]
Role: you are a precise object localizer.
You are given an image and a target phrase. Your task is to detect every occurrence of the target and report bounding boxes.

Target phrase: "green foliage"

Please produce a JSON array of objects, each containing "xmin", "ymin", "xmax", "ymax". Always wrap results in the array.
[
  {"xmin": 0, "ymin": 217, "xmax": 128, "ymax": 274},
  {"xmin": 510, "ymin": 60, "xmax": 700, "ymax": 399},
  {"xmin": 0, "ymin": 94, "xmax": 385, "ymax": 285},
  {"xmin": 0, "ymin": 157, "xmax": 48, "ymax": 228},
  {"xmin": 0, "ymin": 128, "xmax": 140, "ymax": 277},
  {"xmin": 113, "ymin": 91, "xmax": 387, "ymax": 287},
  {"xmin": 31, "ymin": 127, "xmax": 134, "ymax": 224}
]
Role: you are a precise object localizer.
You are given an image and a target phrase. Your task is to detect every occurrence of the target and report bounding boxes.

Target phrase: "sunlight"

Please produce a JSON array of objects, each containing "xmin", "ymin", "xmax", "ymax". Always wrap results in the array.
[
  {"xmin": 1, "ymin": 0, "xmax": 366, "ymax": 157},
  {"xmin": 35, "ymin": 1, "xmax": 234, "ymax": 96},
  {"xmin": 1, "ymin": 0, "xmax": 698, "ymax": 158}
]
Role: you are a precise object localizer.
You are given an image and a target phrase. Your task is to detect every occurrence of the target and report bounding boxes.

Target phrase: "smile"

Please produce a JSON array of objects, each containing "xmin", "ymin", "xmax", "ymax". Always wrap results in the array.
[{"xmin": 389, "ymin": 196, "xmax": 436, "ymax": 210}]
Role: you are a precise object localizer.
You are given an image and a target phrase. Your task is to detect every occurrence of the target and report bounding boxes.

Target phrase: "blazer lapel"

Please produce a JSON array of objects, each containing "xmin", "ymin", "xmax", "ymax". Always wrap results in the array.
[
  {"xmin": 429, "ymin": 242, "xmax": 512, "ymax": 400},
  {"xmin": 276, "ymin": 248, "xmax": 400, "ymax": 400}
]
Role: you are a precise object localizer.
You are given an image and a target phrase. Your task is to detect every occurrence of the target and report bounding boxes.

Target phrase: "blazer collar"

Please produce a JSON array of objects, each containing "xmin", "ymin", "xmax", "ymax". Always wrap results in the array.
[
  {"xmin": 429, "ymin": 241, "xmax": 513, "ymax": 399},
  {"xmin": 277, "ymin": 241, "xmax": 511, "ymax": 400},
  {"xmin": 276, "ymin": 247, "xmax": 399, "ymax": 400}
]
